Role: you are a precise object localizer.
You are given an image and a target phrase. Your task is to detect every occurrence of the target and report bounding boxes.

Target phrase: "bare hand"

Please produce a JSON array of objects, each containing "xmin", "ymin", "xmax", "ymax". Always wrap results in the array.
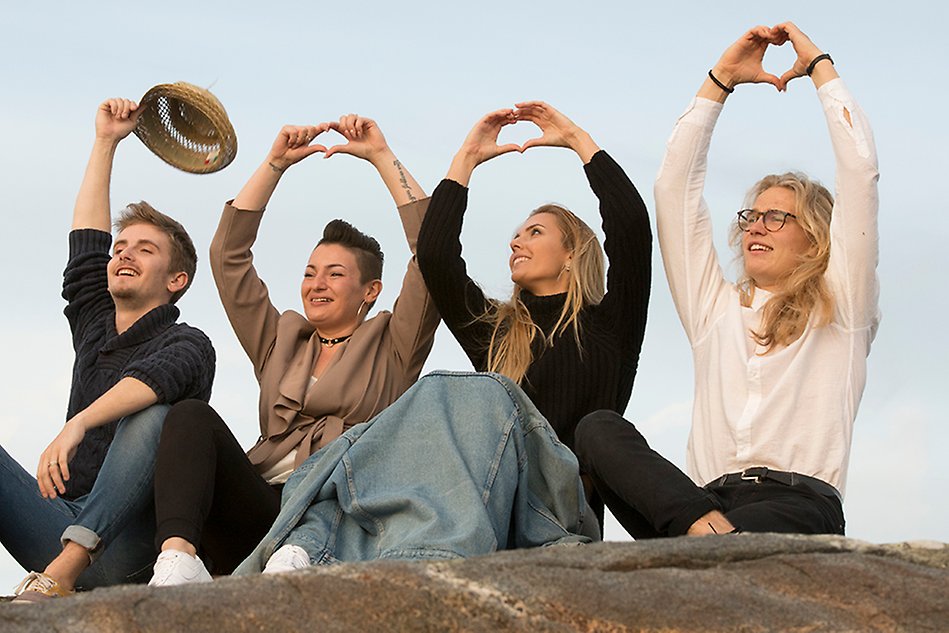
[
  {"xmin": 774, "ymin": 22, "xmax": 825, "ymax": 90},
  {"xmin": 712, "ymin": 25, "xmax": 784, "ymax": 90},
  {"xmin": 268, "ymin": 124, "xmax": 329, "ymax": 171},
  {"xmin": 37, "ymin": 419, "xmax": 86, "ymax": 499},
  {"xmin": 514, "ymin": 101, "xmax": 584, "ymax": 152},
  {"xmin": 457, "ymin": 109, "xmax": 521, "ymax": 167},
  {"xmin": 96, "ymin": 98, "xmax": 141, "ymax": 144},
  {"xmin": 324, "ymin": 114, "xmax": 391, "ymax": 162}
]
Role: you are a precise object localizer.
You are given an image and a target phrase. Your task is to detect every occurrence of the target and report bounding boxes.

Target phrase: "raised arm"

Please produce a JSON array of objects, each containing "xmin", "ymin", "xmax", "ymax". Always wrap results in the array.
[
  {"xmin": 515, "ymin": 102, "xmax": 651, "ymax": 351},
  {"xmin": 699, "ymin": 25, "xmax": 783, "ymax": 103},
  {"xmin": 322, "ymin": 114, "xmax": 426, "ymax": 205},
  {"xmin": 211, "ymin": 125, "xmax": 327, "ymax": 375},
  {"xmin": 232, "ymin": 124, "xmax": 329, "ymax": 211},
  {"xmin": 444, "ymin": 109, "xmax": 521, "ymax": 187},
  {"xmin": 72, "ymin": 99, "xmax": 141, "ymax": 231},
  {"xmin": 655, "ymin": 29, "xmax": 785, "ymax": 342},
  {"xmin": 320, "ymin": 114, "xmax": 439, "ymax": 371},
  {"xmin": 417, "ymin": 110, "xmax": 525, "ymax": 369},
  {"xmin": 514, "ymin": 101, "xmax": 600, "ymax": 163},
  {"xmin": 777, "ymin": 22, "xmax": 879, "ymax": 329}
]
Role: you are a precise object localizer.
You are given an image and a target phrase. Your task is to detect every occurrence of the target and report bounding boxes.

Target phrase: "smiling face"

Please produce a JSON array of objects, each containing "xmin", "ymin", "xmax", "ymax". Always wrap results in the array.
[
  {"xmin": 741, "ymin": 186, "xmax": 815, "ymax": 292},
  {"xmin": 301, "ymin": 243, "xmax": 381, "ymax": 337},
  {"xmin": 509, "ymin": 212, "xmax": 572, "ymax": 296},
  {"xmin": 108, "ymin": 223, "xmax": 185, "ymax": 307}
]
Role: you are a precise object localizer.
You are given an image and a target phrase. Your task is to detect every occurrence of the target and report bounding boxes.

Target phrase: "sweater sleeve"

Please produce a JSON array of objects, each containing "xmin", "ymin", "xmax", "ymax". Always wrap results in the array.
[
  {"xmin": 417, "ymin": 179, "xmax": 494, "ymax": 370},
  {"xmin": 654, "ymin": 97, "xmax": 731, "ymax": 345},
  {"xmin": 208, "ymin": 202, "xmax": 282, "ymax": 381},
  {"xmin": 584, "ymin": 151, "xmax": 652, "ymax": 357},
  {"xmin": 385, "ymin": 197, "xmax": 441, "ymax": 375},
  {"xmin": 123, "ymin": 325, "xmax": 216, "ymax": 403},
  {"xmin": 62, "ymin": 229, "xmax": 115, "ymax": 350},
  {"xmin": 818, "ymin": 78, "xmax": 881, "ymax": 335}
]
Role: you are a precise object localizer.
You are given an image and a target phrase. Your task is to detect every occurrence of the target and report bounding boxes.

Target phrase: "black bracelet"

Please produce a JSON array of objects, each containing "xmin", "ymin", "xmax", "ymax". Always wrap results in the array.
[
  {"xmin": 708, "ymin": 69, "xmax": 734, "ymax": 94},
  {"xmin": 806, "ymin": 53, "xmax": 834, "ymax": 76}
]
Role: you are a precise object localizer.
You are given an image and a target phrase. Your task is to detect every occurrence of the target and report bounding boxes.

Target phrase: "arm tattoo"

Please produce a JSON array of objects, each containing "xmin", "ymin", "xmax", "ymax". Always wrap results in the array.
[{"xmin": 393, "ymin": 159, "xmax": 418, "ymax": 203}]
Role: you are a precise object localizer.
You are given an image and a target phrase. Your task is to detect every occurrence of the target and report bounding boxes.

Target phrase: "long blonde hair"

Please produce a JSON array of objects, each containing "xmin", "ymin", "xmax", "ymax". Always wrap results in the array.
[
  {"xmin": 730, "ymin": 173, "xmax": 834, "ymax": 351},
  {"xmin": 484, "ymin": 204, "xmax": 605, "ymax": 384}
]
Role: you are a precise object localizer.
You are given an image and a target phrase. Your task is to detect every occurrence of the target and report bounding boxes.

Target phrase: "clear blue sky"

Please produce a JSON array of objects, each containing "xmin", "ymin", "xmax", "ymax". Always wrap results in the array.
[{"xmin": 1, "ymin": 1, "xmax": 946, "ymax": 588}]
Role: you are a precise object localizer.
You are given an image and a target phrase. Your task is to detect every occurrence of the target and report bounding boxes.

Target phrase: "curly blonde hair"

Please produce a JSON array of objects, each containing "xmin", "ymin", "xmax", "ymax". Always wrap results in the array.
[{"xmin": 729, "ymin": 173, "xmax": 834, "ymax": 351}]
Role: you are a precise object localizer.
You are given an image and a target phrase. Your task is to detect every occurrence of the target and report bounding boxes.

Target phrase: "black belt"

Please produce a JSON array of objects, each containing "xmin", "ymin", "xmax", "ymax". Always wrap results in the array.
[{"xmin": 708, "ymin": 467, "xmax": 842, "ymax": 503}]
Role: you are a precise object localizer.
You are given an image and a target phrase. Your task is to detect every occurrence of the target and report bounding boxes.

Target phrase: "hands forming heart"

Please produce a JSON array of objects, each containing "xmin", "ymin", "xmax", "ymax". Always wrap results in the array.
[
  {"xmin": 714, "ymin": 21, "xmax": 827, "ymax": 92},
  {"xmin": 268, "ymin": 114, "xmax": 394, "ymax": 171},
  {"xmin": 457, "ymin": 101, "xmax": 594, "ymax": 163}
]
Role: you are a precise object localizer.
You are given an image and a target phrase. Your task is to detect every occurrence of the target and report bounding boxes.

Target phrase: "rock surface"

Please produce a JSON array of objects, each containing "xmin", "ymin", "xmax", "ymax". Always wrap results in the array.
[{"xmin": 1, "ymin": 534, "xmax": 946, "ymax": 632}]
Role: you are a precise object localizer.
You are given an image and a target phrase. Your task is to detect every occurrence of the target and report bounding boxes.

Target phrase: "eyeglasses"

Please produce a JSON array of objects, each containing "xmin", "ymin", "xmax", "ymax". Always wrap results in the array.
[{"xmin": 736, "ymin": 209, "xmax": 798, "ymax": 232}]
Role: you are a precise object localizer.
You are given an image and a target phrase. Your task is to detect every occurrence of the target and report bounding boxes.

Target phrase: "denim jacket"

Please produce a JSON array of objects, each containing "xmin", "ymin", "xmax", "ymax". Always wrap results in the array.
[{"xmin": 235, "ymin": 371, "xmax": 599, "ymax": 573}]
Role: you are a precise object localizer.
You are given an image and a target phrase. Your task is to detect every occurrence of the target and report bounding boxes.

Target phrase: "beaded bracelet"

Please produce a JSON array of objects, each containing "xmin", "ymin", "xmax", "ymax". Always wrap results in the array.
[{"xmin": 806, "ymin": 53, "xmax": 834, "ymax": 76}]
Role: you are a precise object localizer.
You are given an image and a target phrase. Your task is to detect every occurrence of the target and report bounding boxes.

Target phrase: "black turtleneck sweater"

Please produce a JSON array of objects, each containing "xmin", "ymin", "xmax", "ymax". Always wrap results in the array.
[
  {"xmin": 61, "ymin": 229, "xmax": 216, "ymax": 499},
  {"xmin": 417, "ymin": 150, "xmax": 651, "ymax": 450}
]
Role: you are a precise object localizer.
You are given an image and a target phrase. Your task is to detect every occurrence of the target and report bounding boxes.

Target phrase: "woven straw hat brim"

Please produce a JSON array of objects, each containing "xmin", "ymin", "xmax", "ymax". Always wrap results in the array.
[{"xmin": 134, "ymin": 82, "xmax": 237, "ymax": 174}]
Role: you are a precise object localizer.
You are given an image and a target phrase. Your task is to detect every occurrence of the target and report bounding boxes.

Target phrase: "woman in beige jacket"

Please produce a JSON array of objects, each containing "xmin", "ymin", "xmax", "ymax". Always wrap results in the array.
[{"xmin": 148, "ymin": 115, "xmax": 439, "ymax": 585}]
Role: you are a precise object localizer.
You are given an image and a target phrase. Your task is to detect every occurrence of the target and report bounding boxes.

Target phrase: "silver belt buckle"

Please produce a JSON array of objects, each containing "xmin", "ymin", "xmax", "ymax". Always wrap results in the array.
[{"xmin": 740, "ymin": 469, "xmax": 763, "ymax": 484}]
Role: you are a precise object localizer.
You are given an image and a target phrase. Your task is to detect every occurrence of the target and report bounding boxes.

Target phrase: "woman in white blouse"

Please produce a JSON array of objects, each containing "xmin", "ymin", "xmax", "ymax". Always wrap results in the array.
[{"xmin": 574, "ymin": 22, "xmax": 879, "ymax": 537}]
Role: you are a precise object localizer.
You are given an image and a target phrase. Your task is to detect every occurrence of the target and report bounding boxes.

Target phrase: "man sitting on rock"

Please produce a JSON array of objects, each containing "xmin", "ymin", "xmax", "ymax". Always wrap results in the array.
[{"xmin": 0, "ymin": 98, "xmax": 215, "ymax": 601}]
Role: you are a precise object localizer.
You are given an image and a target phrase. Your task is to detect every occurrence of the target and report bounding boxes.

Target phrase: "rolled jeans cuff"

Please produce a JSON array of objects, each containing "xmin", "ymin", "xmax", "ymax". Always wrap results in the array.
[{"xmin": 61, "ymin": 525, "xmax": 103, "ymax": 561}]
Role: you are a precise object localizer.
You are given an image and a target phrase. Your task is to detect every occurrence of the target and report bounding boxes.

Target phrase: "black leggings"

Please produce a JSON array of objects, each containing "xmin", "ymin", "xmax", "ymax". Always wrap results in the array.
[
  {"xmin": 573, "ymin": 410, "xmax": 845, "ymax": 538},
  {"xmin": 153, "ymin": 400, "xmax": 281, "ymax": 574}
]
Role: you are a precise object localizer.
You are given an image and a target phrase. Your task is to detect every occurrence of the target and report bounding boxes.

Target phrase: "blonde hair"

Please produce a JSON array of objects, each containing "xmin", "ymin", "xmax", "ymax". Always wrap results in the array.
[
  {"xmin": 483, "ymin": 204, "xmax": 605, "ymax": 384},
  {"xmin": 729, "ymin": 173, "xmax": 834, "ymax": 351}
]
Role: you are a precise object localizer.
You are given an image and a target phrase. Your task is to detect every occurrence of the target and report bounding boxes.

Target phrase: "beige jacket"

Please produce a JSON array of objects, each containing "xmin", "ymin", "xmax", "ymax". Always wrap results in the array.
[{"xmin": 209, "ymin": 199, "xmax": 439, "ymax": 474}]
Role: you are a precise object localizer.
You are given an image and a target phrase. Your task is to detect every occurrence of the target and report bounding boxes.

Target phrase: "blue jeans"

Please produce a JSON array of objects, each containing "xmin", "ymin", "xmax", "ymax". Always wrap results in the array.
[
  {"xmin": 235, "ymin": 372, "xmax": 598, "ymax": 574},
  {"xmin": 0, "ymin": 404, "xmax": 169, "ymax": 588}
]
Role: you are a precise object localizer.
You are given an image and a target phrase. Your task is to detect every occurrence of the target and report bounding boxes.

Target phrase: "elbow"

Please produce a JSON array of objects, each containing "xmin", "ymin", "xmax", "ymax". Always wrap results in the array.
[
  {"xmin": 653, "ymin": 176, "xmax": 677, "ymax": 206},
  {"xmin": 208, "ymin": 237, "xmax": 225, "ymax": 281},
  {"xmin": 415, "ymin": 236, "xmax": 437, "ymax": 275}
]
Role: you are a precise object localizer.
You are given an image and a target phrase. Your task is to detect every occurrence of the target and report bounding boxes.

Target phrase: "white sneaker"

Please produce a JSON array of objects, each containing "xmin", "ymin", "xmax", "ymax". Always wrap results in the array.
[
  {"xmin": 262, "ymin": 544, "xmax": 311, "ymax": 574},
  {"xmin": 149, "ymin": 550, "xmax": 213, "ymax": 586}
]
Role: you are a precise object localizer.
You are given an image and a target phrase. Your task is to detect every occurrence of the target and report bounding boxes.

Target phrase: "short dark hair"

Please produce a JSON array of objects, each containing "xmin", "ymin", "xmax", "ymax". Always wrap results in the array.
[
  {"xmin": 114, "ymin": 201, "xmax": 197, "ymax": 304},
  {"xmin": 317, "ymin": 219, "xmax": 384, "ymax": 285}
]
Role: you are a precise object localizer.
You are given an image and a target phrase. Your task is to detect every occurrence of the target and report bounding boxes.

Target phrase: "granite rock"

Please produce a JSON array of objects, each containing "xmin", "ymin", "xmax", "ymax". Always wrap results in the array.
[{"xmin": 1, "ymin": 534, "xmax": 946, "ymax": 632}]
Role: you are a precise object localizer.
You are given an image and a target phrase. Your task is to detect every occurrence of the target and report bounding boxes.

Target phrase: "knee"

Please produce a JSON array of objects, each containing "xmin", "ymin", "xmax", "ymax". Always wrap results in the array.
[
  {"xmin": 116, "ymin": 403, "xmax": 171, "ymax": 436},
  {"xmin": 161, "ymin": 400, "xmax": 220, "ymax": 440},
  {"xmin": 414, "ymin": 372, "xmax": 524, "ymax": 418},
  {"xmin": 574, "ymin": 410, "xmax": 638, "ymax": 467}
]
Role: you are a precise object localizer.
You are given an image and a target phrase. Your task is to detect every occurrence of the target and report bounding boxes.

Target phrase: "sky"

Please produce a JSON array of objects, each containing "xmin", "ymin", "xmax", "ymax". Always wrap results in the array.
[{"xmin": 1, "ymin": 2, "xmax": 946, "ymax": 589}]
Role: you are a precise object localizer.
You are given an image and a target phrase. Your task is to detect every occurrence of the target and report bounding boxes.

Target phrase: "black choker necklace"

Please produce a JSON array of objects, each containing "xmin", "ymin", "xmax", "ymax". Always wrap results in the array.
[{"xmin": 319, "ymin": 333, "xmax": 352, "ymax": 348}]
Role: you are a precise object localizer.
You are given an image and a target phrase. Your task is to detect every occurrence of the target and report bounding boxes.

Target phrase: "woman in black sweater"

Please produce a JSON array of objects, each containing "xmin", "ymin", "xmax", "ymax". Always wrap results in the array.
[{"xmin": 417, "ymin": 102, "xmax": 651, "ymax": 519}]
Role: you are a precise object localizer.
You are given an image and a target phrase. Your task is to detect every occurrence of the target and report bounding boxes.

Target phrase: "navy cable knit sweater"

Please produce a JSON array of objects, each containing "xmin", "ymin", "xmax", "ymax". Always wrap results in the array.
[
  {"xmin": 61, "ymin": 229, "xmax": 215, "ymax": 499},
  {"xmin": 416, "ymin": 151, "xmax": 651, "ymax": 450}
]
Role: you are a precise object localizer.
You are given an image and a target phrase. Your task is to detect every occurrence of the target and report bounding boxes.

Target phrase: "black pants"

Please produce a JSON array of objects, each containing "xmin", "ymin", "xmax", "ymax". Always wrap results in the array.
[
  {"xmin": 153, "ymin": 400, "xmax": 281, "ymax": 574},
  {"xmin": 573, "ymin": 410, "xmax": 845, "ymax": 538}
]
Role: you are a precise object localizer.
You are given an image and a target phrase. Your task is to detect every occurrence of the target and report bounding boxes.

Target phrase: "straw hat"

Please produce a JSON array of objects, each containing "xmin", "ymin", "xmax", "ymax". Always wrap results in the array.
[{"xmin": 134, "ymin": 82, "xmax": 237, "ymax": 174}]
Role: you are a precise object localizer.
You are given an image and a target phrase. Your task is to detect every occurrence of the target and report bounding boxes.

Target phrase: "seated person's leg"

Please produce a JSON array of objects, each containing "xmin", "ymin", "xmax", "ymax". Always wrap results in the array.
[
  {"xmin": 52, "ymin": 404, "xmax": 170, "ymax": 589},
  {"xmin": 152, "ymin": 400, "xmax": 280, "ymax": 584},
  {"xmin": 715, "ymin": 481, "xmax": 845, "ymax": 535},
  {"xmin": 0, "ymin": 444, "xmax": 76, "ymax": 575},
  {"xmin": 574, "ymin": 410, "xmax": 724, "ymax": 538}
]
